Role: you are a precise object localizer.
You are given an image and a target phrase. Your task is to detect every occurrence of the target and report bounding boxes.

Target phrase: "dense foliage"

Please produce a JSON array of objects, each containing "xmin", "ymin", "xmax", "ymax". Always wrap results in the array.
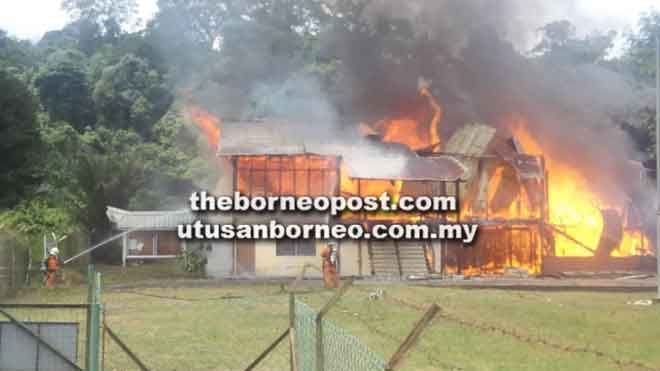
[{"xmin": 0, "ymin": 70, "xmax": 42, "ymax": 209}]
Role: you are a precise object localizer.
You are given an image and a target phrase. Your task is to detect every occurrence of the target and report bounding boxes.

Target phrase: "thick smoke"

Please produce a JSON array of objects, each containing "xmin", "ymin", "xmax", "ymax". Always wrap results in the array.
[
  {"xmin": 187, "ymin": 0, "xmax": 649, "ymax": 211},
  {"xmin": 318, "ymin": 0, "xmax": 645, "ymax": 205}
]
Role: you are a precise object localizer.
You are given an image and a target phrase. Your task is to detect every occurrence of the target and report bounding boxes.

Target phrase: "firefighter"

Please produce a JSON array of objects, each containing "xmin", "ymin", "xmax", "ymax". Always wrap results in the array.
[
  {"xmin": 321, "ymin": 242, "xmax": 339, "ymax": 289},
  {"xmin": 44, "ymin": 247, "xmax": 60, "ymax": 288}
]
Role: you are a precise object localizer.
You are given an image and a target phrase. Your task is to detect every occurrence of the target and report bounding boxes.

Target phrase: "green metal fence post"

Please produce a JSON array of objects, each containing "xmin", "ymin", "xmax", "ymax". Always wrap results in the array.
[
  {"xmin": 96, "ymin": 272, "xmax": 103, "ymax": 370},
  {"xmin": 86, "ymin": 265, "xmax": 102, "ymax": 371},
  {"xmin": 85, "ymin": 265, "xmax": 93, "ymax": 369}
]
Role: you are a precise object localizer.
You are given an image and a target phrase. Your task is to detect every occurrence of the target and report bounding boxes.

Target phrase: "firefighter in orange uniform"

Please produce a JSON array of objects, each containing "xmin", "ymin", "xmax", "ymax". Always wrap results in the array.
[
  {"xmin": 44, "ymin": 247, "xmax": 60, "ymax": 288},
  {"xmin": 321, "ymin": 242, "xmax": 339, "ymax": 289}
]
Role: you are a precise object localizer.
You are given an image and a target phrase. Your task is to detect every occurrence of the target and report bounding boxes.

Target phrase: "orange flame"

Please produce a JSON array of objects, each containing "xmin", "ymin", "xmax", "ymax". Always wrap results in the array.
[
  {"xmin": 189, "ymin": 106, "xmax": 221, "ymax": 150},
  {"xmin": 380, "ymin": 118, "xmax": 429, "ymax": 150},
  {"xmin": 508, "ymin": 114, "xmax": 650, "ymax": 257},
  {"xmin": 613, "ymin": 231, "xmax": 651, "ymax": 257},
  {"xmin": 361, "ymin": 87, "xmax": 443, "ymax": 152}
]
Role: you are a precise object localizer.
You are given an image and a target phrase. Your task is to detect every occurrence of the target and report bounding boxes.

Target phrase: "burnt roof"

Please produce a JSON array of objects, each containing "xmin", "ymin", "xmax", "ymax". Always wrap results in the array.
[
  {"xmin": 217, "ymin": 121, "xmax": 310, "ymax": 155},
  {"xmin": 217, "ymin": 121, "xmax": 465, "ymax": 182},
  {"xmin": 347, "ymin": 154, "xmax": 465, "ymax": 181}
]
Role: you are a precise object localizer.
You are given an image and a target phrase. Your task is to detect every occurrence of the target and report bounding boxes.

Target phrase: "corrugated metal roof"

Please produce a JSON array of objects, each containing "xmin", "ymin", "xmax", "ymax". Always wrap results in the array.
[
  {"xmin": 106, "ymin": 207, "xmax": 198, "ymax": 231},
  {"xmin": 444, "ymin": 123, "xmax": 496, "ymax": 156}
]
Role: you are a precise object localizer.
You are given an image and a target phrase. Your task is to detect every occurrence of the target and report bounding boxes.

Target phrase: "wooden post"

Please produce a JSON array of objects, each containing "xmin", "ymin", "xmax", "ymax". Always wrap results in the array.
[
  {"xmin": 248, "ymin": 156, "xmax": 253, "ymax": 196},
  {"xmin": 477, "ymin": 158, "xmax": 488, "ymax": 220},
  {"xmin": 441, "ymin": 240, "xmax": 447, "ymax": 275},
  {"xmin": 357, "ymin": 240, "xmax": 363, "ymax": 276},
  {"xmin": 437, "ymin": 241, "xmax": 444, "ymax": 275},
  {"xmin": 293, "ymin": 155, "xmax": 298, "ymax": 196},
  {"xmin": 265, "ymin": 155, "xmax": 270, "ymax": 195},
  {"xmin": 336, "ymin": 240, "xmax": 342, "ymax": 276},
  {"xmin": 455, "ymin": 179, "xmax": 461, "ymax": 223},
  {"xmin": 105, "ymin": 325, "xmax": 150, "ymax": 371},
  {"xmin": 367, "ymin": 240, "xmax": 375, "ymax": 276},
  {"xmin": 358, "ymin": 179, "xmax": 364, "ymax": 220},
  {"xmin": 279, "ymin": 156, "xmax": 284, "ymax": 195},
  {"xmin": 386, "ymin": 304, "xmax": 440, "ymax": 370},
  {"xmin": 306, "ymin": 155, "xmax": 311, "ymax": 196},
  {"xmin": 506, "ymin": 230, "xmax": 512, "ymax": 267},
  {"xmin": 538, "ymin": 156, "xmax": 549, "ymax": 263},
  {"xmin": 245, "ymin": 329, "xmax": 290, "ymax": 371},
  {"xmin": 393, "ymin": 240, "xmax": 403, "ymax": 277},
  {"xmin": 288, "ymin": 263, "xmax": 310, "ymax": 292}
]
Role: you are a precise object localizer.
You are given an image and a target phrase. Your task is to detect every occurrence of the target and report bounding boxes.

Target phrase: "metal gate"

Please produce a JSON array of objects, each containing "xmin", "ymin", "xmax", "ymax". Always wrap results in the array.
[
  {"xmin": 0, "ymin": 265, "xmax": 149, "ymax": 371},
  {"xmin": 0, "ymin": 304, "xmax": 90, "ymax": 371}
]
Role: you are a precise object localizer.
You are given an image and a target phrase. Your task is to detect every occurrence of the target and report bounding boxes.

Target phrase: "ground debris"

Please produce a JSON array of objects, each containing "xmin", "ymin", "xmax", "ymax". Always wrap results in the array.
[{"xmin": 626, "ymin": 299, "xmax": 653, "ymax": 306}]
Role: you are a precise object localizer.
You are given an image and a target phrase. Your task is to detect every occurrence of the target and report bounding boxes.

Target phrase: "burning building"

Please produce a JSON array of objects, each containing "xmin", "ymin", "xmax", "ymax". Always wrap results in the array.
[
  {"xmin": 186, "ymin": 84, "xmax": 654, "ymax": 279},
  {"xmin": 106, "ymin": 1, "xmax": 657, "ymax": 278}
]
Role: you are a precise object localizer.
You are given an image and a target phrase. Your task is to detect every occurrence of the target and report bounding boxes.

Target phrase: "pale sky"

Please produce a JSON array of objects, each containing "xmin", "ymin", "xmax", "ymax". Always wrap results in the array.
[
  {"xmin": 0, "ymin": 0, "xmax": 158, "ymax": 41},
  {"xmin": 0, "ymin": 0, "xmax": 657, "ymax": 43},
  {"xmin": 553, "ymin": 0, "xmax": 659, "ymax": 35}
]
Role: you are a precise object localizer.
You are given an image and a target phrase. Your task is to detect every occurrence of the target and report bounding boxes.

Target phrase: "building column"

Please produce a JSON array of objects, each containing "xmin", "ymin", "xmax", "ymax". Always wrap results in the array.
[
  {"xmin": 122, "ymin": 232, "xmax": 127, "ymax": 267},
  {"xmin": 435, "ymin": 240, "xmax": 443, "ymax": 274}
]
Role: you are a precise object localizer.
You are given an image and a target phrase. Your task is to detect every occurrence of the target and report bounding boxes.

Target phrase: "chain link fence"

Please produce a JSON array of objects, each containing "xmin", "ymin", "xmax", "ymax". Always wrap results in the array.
[
  {"xmin": 0, "ymin": 231, "xmax": 91, "ymax": 297},
  {"xmin": 294, "ymin": 299, "xmax": 388, "ymax": 371},
  {"xmin": 0, "ymin": 237, "xmax": 29, "ymax": 297}
]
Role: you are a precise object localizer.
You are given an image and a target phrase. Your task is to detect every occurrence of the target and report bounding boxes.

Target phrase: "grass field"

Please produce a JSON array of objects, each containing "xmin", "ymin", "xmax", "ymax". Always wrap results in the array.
[{"xmin": 3, "ymin": 264, "xmax": 660, "ymax": 371}]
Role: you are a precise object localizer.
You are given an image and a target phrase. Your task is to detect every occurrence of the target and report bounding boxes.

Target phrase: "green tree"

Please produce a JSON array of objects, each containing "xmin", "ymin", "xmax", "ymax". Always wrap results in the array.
[
  {"xmin": 38, "ymin": 113, "xmax": 203, "ymax": 262},
  {"xmin": 0, "ymin": 30, "xmax": 36, "ymax": 74},
  {"xmin": 39, "ymin": 19, "xmax": 104, "ymax": 56},
  {"xmin": 533, "ymin": 20, "xmax": 617, "ymax": 65},
  {"xmin": 150, "ymin": 0, "xmax": 229, "ymax": 50},
  {"xmin": 92, "ymin": 53, "xmax": 173, "ymax": 137},
  {"xmin": 74, "ymin": 148, "xmax": 147, "ymax": 260},
  {"xmin": 34, "ymin": 49, "xmax": 95, "ymax": 130},
  {"xmin": 618, "ymin": 10, "xmax": 660, "ymax": 169},
  {"xmin": 129, "ymin": 108, "xmax": 207, "ymax": 209},
  {"xmin": 145, "ymin": 0, "xmax": 236, "ymax": 81},
  {"xmin": 0, "ymin": 198, "xmax": 75, "ymax": 237},
  {"xmin": 149, "ymin": 0, "xmax": 335, "ymax": 114},
  {"xmin": 624, "ymin": 10, "xmax": 660, "ymax": 82},
  {"xmin": 0, "ymin": 70, "xmax": 43, "ymax": 209},
  {"xmin": 62, "ymin": 0, "xmax": 139, "ymax": 37}
]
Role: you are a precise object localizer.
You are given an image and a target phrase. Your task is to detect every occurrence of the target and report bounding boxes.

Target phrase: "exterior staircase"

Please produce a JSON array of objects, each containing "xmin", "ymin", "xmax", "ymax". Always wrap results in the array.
[{"xmin": 369, "ymin": 241, "xmax": 430, "ymax": 278}]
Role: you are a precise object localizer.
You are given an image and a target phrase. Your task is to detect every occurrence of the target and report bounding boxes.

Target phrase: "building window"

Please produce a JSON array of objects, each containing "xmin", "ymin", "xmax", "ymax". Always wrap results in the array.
[
  {"xmin": 276, "ymin": 239, "xmax": 316, "ymax": 256},
  {"xmin": 236, "ymin": 155, "xmax": 339, "ymax": 197}
]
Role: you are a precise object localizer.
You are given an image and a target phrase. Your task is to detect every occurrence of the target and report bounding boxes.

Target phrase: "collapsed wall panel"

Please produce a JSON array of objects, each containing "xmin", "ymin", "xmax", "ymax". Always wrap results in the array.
[{"xmin": 442, "ymin": 225, "xmax": 542, "ymax": 275}]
